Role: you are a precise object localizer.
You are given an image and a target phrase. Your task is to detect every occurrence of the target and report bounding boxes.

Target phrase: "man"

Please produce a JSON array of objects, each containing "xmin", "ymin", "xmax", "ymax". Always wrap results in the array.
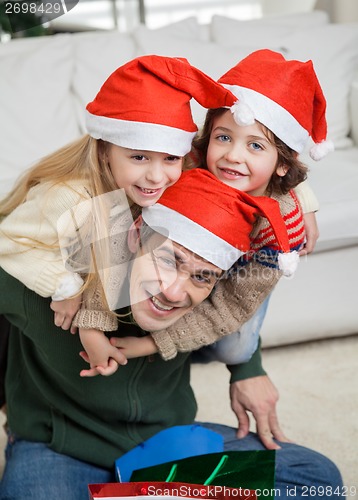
[{"xmin": 0, "ymin": 170, "xmax": 342, "ymax": 499}]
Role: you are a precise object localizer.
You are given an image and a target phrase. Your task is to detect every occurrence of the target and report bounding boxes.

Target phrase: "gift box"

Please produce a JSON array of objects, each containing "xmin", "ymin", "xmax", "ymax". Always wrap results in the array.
[
  {"xmin": 129, "ymin": 450, "xmax": 275, "ymax": 498},
  {"xmin": 115, "ymin": 425, "xmax": 224, "ymax": 482},
  {"xmin": 88, "ymin": 481, "xmax": 256, "ymax": 500}
]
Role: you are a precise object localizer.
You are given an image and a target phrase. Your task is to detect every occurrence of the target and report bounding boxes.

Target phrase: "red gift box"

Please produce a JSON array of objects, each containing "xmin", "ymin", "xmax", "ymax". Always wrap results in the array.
[{"xmin": 88, "ymin": 481, "xmax": 256, "ymax": 500}]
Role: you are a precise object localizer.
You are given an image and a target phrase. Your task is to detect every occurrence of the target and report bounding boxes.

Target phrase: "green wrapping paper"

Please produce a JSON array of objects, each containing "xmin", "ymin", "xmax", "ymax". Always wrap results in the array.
[{"xmin": 130, "ymin": 451, "xmax": 275, "ymax": 499}]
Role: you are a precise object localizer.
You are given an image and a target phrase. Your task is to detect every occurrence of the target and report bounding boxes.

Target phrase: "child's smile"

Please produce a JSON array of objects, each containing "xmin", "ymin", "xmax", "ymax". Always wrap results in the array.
[{"xmin": 206, "ymin": 110, "xmax": 282, "ymax": 196}]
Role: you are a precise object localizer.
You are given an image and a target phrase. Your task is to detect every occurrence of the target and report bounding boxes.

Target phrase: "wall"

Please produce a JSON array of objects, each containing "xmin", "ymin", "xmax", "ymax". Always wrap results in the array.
[{"xmin": 315, "ymin": 0, "xmax": 358, "ymax": 22}]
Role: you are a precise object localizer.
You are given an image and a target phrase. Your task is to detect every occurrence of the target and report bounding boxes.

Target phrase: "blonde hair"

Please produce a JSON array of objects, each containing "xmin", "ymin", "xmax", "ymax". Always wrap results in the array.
[
  {"xmin": 0, "ymin": 135, "xmax": 123, "ymax": 307},
  {"xmin": 0, "ymin": 135, "xmax": 116, "ymax": 217}
]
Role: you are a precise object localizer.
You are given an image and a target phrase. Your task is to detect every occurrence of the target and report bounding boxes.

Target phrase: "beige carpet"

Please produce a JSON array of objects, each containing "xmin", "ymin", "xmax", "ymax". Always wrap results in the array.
[
  {"xmin": 0, "ymin": 336, "xmax": 357, "ymax": 496},
  {"xmin": 192, "ymin": 335, "xmax": 358, "ymax": 497}
]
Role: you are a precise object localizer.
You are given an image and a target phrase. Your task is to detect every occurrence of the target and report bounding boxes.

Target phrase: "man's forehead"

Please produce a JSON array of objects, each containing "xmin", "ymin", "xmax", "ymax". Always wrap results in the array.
[{"xmin": 145, "ymin": 233, "xmax": 223, "ymax": 274}]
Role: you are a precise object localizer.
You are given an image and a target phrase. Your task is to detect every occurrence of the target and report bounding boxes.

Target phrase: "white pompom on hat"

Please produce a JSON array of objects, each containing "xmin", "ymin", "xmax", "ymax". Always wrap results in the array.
[
  {"xmin": 142, "ymin": 169, "xmax": 299, "ymax": 275},
  {"xmin": 86, "ymin": 55, "xmax": 237, "ymax": 157},
  {"xmin": 219, "ymin": 49, "xmax": 334, "ymax": 160}
]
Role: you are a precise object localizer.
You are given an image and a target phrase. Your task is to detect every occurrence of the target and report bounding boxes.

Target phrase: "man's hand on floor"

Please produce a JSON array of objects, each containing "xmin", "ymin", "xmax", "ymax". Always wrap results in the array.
[{"xmin": 230, "ymin": 375, "xmax": 292, "ymax": 450}]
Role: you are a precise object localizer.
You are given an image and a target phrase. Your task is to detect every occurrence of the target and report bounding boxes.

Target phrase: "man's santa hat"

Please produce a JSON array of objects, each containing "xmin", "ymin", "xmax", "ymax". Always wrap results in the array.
[
  {"xmin": 142, "ymin": 169, "xmax": 299, "ymax": 276},
  {"xmin": 221, "ymin": 49, "xmax": 334, "ymax": 160},
  {"xmin": 86, "ymin": 55, "xmax": 237, "ymax": 157}
]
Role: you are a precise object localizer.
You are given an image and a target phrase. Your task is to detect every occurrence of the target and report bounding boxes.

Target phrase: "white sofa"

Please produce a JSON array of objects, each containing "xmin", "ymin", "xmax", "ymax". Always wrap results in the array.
[{"xmin": 1, "ymin": 11, "xmax": 358, "ymax": 347}]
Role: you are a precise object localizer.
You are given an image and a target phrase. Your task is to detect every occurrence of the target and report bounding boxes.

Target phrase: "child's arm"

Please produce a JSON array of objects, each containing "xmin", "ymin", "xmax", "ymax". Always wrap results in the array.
[
  {"xmin": 50, "ymin": 295, "xmax": 83, "ymax": 334},
  {"xmin": 74, "ymin": 271, "xmax": 138, "ymax": 377},
  {"xmin": 109, "ymin": 335, "xmax": 158, "ymax": 358},
  {"xmin": 0, "ymin": 182, "xmax": 89, "ymax": 299},
  {"xmin": 151, "ymin": 260, "xmax": 281, "ymax": 360},
  {"xmin": 79, "ymin": 332, "xmax": 157, "ymax": 377},
  {"xmin": 293, "ymin": 179, "xmax": 319, "ymax": 214},
  {"xmin": 294, "ymin": 180, "xmax": 320, "ymax": 254},
  {"xmin": 79, "ymin": 327, "xmax": 128, "ymax": 377},
  {"xmin": 301, "ymin": 211, "xmax": 319, "ymax": 255},
  {"xmin": 71, "ymin": 205, "xmax": 135, "ymax": 332},
  {"xmin": 150, "ymin": 190, "xmax": 303, "ymax": 361},
  {"xmin": 72, "ymin": 277, "xmax": 118, "ymax": 333}
]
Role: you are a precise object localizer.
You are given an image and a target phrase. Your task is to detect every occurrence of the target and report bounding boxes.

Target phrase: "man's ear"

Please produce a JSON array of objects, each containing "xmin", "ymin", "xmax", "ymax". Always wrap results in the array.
[{"xmin": 127, "ymin": 215, "xmax": 143, "ymax": 252}]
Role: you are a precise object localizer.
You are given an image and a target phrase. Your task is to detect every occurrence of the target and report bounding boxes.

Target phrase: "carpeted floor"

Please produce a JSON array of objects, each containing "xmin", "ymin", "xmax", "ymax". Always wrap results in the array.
[
  {"xmin": 192, "ymin": 335, "xmax": 358, "ymax": 497},
  {"xmin": 0, "ymin": 336, "xmax": 357, "ymax": 497}
]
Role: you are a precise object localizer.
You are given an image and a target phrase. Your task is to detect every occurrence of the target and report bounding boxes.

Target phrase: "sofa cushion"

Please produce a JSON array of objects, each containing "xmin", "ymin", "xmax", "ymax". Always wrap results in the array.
[
  {"xmin": 210, "ymin": 10, "xmax": 329, "ymax": 47},
  {"xmin": 141, "ymin": 15, "xmax": 209, "ymax": 41},
  {"xmin": 281, "ymin": 24, "xmax": 358, "ymax": 149},
  {"xmin": 303, "ymin": 147, "xmax": 358, "ymax": 252},
  {"xmin": 0, "ymin": 34, "xmax": 79, "ymax": 197},
  {"xmin": 71, "ymin": 30, "xmax": 137, "ymax": 134}
]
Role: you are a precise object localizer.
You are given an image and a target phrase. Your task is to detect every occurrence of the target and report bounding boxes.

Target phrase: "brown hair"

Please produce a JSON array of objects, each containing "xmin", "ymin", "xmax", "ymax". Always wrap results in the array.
[{"xmin": 187, "ymin": 108, "xmax": 308, "ymax": 195}]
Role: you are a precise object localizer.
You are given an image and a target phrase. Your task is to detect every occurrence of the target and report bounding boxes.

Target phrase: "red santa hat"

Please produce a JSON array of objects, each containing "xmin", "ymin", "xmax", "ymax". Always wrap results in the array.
[
  {"xmin": 142, "ymin": 169, "xmax": 299, "ymax": 275},
  {"xmin": 221, "ymin": 49, "xmax": 334, "ymax": 160},
  {"xmin": 86, "ymin": 55, "xmax": 237, "ymax": 157}
]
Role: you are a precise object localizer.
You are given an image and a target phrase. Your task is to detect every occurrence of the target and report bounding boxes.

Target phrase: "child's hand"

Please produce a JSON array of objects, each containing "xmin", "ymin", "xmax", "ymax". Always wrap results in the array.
[
  {"xmin": 79, "ymin": 328, "xmax": 128, "ymax": 377},
  {"xmin": 110, "ymin": 335, "xmax": 158, "ymax": 358},
  {"xmin": 79, "ymin": 351, "xmax": 122, "ymax": 377},
  {"xmin": 50, "ymin": 295, "xmax": 82, "ymax": 334},
  {"xmin": 299, "ymin": 211, "xmax": 319, "ymax": 256}
]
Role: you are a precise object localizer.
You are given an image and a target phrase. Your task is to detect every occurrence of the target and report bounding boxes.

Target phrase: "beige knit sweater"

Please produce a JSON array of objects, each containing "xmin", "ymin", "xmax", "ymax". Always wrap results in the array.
[{"xmin": 0, "ymin": 180, "xmax": 90, "ymax": 298}]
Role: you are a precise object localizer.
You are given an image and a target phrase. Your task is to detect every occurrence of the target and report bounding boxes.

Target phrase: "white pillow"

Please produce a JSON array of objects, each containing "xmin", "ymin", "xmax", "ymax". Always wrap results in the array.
[
  {"xmin": 133, "ymin": 27, "xmax": 274, "ymax": 127},
  {"xmin": 280, "ymin": 24, "xmax": 358, "ymax": 149},
  {"xmin": 256, "ymin": 9, "xmax": 329, "ymax": 26},
  {"xmin": 140, "ymin": 16, "xmax": 207, "ymax": 41},
  {"xmin": 0, "ymin": 34, "xmax": 80, "ymax": 197},
  {"xmin": 71, "ymin": 30, "xmax": 137, "ymax": 133},
  {"xmin": 210, "ymin": 10, "xmax": 329, "ymax": 47}
]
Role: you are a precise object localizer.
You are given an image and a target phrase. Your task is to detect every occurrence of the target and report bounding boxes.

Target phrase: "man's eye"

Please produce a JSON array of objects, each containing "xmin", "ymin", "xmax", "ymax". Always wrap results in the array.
[
  {"xmin": 152, "ymin": 252, "xmax": 176, "ymax": 269},
  {"xmin": 158, "ymin": 256, "xmax": 176, "ymax": 268},
  {"xmin": 193, "ymin": 274, "xmax": 211, "ymax": 284}
]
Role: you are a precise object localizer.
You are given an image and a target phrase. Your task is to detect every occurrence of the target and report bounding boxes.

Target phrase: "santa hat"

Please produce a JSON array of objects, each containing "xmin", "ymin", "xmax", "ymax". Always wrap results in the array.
[
  {"xmin": 86, "ymin": 55, "xmax": 237, "ymax": 157},
  {"xmin": 142, "ymin": 169, "xmax": 299, "ymax": 276},
  {"xmin": 220, "ymin": 49, "xmax": 334, "ymax": 160}
]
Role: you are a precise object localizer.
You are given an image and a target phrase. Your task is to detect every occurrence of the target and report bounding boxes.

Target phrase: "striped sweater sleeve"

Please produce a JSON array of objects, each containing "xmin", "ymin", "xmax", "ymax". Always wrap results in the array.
[{"xmin": 244, "ymin": 190, "xmax": 305, "ymax": 270}]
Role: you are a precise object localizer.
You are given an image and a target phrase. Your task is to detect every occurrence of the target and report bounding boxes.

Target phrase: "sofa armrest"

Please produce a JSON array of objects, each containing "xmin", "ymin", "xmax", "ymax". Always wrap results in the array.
[{"xmin": 350, "ymin": 72, "xmax": 358, "ymax": 146}]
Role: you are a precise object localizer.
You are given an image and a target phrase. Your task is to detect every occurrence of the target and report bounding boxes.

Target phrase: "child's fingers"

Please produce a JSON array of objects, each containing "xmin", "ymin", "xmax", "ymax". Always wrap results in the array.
[
  {"xmin": 70, "ymin": 324, "xmax": 78, "ymax": 335},
  {"xmin": 53, "ymin": 310, "xmax": 75, "ymax": 332},
  {"xmin": 53, "ymin": 312, "xmax": 64, "ymax": 328},
  {"xmin": 112, "ymin": 350, "xmax": 128, "ymax": 366},
  {"xmin": 80, "ymin": 367, "xmax": 100, "ymax": 377},
  {"xmin": 61, "ymin": 316, "xmax": 73, "ymax": 331},
  {"xmin": 96, "ymin": 359, "xmax": 120, "ymax": 377}
]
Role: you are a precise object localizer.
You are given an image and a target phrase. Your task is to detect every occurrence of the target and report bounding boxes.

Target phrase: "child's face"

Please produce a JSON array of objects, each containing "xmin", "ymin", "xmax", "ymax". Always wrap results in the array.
[
  {"xmin": 206, "ymin": 110, "xmax": 286, "ymax": 196},
  {"xmin": 107, "ymin": 144, "xmax": 183, "ymax": 207}
]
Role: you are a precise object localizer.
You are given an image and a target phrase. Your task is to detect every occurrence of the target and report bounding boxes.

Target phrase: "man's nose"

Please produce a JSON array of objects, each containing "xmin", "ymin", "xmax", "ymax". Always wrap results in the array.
[{"xmin": 160, "ymin": 275, "xmax": 188, "ymax": 304}]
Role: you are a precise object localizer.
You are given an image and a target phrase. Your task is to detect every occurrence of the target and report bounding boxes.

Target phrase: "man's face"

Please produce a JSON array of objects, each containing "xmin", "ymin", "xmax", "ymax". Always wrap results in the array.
[{"xmin": 129, "ymin": 232, "xmax": 223, "ymax": 332}]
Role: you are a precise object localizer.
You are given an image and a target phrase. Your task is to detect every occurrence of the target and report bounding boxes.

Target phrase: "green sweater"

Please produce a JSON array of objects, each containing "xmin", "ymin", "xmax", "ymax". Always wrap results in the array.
[{"xmin": 0, "ymin": 267, "xmax": 265, "ymax": 470}]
